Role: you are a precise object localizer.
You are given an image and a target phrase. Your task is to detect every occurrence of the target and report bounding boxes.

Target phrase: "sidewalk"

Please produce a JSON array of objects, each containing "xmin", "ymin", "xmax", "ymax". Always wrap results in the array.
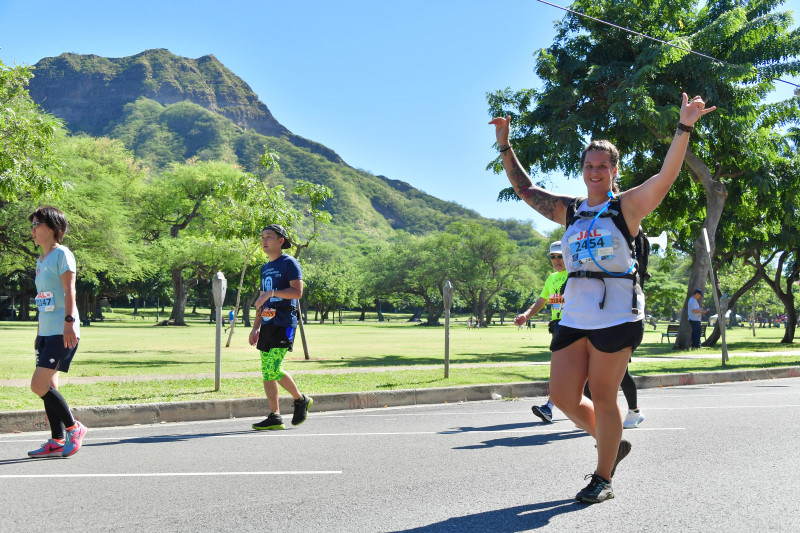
[
  {"xmin": 2, "ymin": 361, "xmax": 798, "ymax": 433},
  {"xmin": 3, "ymin": 349, "xmax": 798, "ymax": 388}
]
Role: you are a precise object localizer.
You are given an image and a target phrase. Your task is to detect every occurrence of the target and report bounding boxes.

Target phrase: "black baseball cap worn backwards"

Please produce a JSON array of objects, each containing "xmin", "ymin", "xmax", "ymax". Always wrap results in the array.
[{"xmin": 263, "ymin": 224, "xmax": 292, "ymax": 249}]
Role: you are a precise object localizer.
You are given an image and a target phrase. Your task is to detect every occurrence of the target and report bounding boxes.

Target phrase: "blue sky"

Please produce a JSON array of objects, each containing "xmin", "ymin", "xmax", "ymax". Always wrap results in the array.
[{"xmin": 1, "ymin": 0, "xmax": 797, "ymax": 234}]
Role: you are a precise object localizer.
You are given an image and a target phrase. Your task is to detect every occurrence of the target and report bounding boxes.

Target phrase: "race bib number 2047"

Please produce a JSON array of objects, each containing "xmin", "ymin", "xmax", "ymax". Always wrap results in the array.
[
  {"xmin": 35, "ymin": 291, "xmax": 55, "ymax": 313},
  {"xmin": 567, "ymin": 229, "xmax": 615, "ymax": 268}
]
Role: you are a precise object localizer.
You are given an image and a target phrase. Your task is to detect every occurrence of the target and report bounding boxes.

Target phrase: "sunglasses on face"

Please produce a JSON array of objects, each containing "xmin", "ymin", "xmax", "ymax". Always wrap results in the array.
[{"xmin": 549, "ymin": 254, "xmax": 562, "ymax": 260}]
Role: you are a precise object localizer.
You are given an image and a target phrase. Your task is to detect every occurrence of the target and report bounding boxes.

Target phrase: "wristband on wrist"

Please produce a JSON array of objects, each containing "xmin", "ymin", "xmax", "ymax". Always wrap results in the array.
[
  {"xmin": 499, "ymin": 144, "xmax": 512, "ymax": 153},
  {"xmin": 677, "ymin": 122, "xmax": 694, "ymax": 133}
]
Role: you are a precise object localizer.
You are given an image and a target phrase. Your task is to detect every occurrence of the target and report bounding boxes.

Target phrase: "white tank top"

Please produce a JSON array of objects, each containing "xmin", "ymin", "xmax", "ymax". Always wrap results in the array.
[{"xmin": 560, "ymin": 198, "xmax": 645, "ymax": 329}]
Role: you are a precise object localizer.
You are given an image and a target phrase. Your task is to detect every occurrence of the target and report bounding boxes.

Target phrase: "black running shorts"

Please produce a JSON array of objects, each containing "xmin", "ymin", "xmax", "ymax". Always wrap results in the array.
[
  {"xmin": 550, "ymin": 320, "xmax": 644, "ymax": 354},
  {"xmin": 35, "ymin": 335, "xmax": 79, "ymax": 372},
  {"xmin": 256, "ymin": 322, "xmax": 296, "ymax": 352}
]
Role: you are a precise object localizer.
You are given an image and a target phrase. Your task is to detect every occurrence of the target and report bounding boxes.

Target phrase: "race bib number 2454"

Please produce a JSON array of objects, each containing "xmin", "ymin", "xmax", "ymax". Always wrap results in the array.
[{"xmin": 567, "ymin": 229, "xmax": 615, "ymax": 268}]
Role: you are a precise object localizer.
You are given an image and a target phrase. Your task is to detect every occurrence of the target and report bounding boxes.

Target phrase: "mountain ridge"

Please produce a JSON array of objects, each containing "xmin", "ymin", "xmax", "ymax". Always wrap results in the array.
[{"xmin": 27, "ymin": 48, "xmax": 542, "ymax": 245}]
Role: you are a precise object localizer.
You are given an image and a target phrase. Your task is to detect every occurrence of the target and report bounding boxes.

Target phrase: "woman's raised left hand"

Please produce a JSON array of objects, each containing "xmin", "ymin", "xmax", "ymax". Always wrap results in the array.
[{"xmin": 680, "ymin": 92, "xmax": 716, "ymax": 126}]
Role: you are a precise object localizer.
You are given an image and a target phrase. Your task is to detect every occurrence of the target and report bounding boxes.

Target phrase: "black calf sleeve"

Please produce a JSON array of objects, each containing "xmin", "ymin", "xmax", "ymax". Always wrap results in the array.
[
  {"xmin": 41, "ymin": 388, "xmax": 75, "ymax": 429},
  {"xmin": 620, "ymin": 369, "xmax": 638, "ymax": 411},
  {"xmin": 43, "ymin": 400, "xmax": 65, "ymax": 440}
]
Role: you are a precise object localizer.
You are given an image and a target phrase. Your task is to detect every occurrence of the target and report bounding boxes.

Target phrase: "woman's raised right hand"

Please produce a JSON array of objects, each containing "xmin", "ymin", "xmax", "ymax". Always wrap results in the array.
[{"xmin": 489, "ymin": 116, "xmax": 511, "ymax": 146}]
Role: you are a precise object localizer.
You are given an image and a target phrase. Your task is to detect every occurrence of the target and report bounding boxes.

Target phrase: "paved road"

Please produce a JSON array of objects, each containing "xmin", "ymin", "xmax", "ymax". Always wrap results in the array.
[{"xmin": 1, "ymin": 377, "xmax": 799, "ymax": 532}]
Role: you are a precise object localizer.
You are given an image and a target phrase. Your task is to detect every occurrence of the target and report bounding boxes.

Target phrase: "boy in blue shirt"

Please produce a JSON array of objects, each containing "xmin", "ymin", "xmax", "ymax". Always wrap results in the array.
[{"xmin": 248, "ymin": 224, "xmax": 312, "ymax": 430}]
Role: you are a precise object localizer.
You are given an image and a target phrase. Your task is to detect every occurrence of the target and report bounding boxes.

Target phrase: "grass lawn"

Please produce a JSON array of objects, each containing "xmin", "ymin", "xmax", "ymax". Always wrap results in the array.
[{"xmin": 1, "ymin": 311, "xmax": 797, "ymax": 411}]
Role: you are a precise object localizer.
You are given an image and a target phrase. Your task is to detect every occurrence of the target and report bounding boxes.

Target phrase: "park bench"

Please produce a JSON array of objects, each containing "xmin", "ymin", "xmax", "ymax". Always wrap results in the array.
[{"xmin": 661, "ymin": 323, "xmax": 707, "ymax": 343}]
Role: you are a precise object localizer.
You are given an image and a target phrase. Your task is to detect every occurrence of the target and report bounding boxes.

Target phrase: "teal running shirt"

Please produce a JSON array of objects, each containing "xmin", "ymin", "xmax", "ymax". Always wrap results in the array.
[{"xmin": 35, "ymin": 246, "xmax": 80, "ymax": 337}]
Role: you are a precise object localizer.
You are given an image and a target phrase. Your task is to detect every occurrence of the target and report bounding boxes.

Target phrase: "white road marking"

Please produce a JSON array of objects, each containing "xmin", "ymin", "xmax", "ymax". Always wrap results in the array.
[
  {"xmin": 213, "ymin": 427, "xmax": 686, "ymax": 438},
  {"xmin": 0, "ymin": 427, "xmax": 686, "ymax": 444},
  {"xmin": 0, "ymin": 471, "xmax": 342, "ymax": 479}
]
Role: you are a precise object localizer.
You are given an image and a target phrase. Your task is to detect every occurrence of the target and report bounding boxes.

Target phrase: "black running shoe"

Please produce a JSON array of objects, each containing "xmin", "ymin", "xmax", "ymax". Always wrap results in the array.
[
  {"xmin": 531, "ymin": 404, "xmax": 553, "ymax": 423},
  {"xmin": 611, "ymin": 439, "xmax": 632, "ymax": 478},
  {"xmin": 292, "ymin": 395, "xmax": 313, "ymax": 426},
  {"xmin": 576, "ymin": 473, "xmax": 614, "ymax": 503},
  {"xmin": 252, "ymin": 413, "xmax": 285, "ymax": 430}
]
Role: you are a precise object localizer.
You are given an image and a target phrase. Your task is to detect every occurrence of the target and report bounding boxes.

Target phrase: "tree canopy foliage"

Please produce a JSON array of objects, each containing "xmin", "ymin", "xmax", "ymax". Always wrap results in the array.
[
  {"xmin": 0, "ymin": 60, "xmax": 62, "ymax": 202},
  {"xmin": 488, "ymin": 0, "xmax": 800, "ymax": 346}
]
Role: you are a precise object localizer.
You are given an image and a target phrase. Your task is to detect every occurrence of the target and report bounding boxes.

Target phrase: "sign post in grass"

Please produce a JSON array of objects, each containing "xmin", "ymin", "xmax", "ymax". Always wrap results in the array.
[
  {"xmin": 702, "ymin": 228, "xmax": 728, "ymax": 365},
  {"xmin": 443, "ymin": 280, "xmax": 453, "ymax": 378},
  {"xmin": 212, "ymin": 272, "xmax": 227, "ymax": 391}
]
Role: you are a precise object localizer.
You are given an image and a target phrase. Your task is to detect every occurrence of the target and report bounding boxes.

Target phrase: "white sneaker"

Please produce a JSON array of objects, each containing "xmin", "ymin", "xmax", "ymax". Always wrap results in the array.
[{"xmin": 623, "ymin": 410, "xmax": 645, "ymax": 429}]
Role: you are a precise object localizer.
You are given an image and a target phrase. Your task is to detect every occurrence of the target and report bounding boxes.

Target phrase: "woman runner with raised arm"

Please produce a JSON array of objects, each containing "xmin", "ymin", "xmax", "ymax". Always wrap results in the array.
[{"xmin": 490, "ymin": 93, "xmax": 715, "ymax": 503}]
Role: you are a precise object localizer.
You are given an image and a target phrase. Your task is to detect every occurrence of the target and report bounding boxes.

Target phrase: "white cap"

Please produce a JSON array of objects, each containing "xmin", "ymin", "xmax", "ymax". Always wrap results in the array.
[{"xmin": 549, "ymin": 241, "xmax": 562, "ymax": 255}]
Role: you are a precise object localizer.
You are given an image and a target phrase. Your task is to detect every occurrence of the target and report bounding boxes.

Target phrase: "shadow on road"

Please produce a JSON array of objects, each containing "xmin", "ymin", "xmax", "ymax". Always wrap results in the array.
[
  {"xmin": 390, "ymin": 499, "xmax": 585, "ymax": 532},
  {"xmin": 442, "ymin": 421, "xmax": 586, "ymax": 450},
  {"xmin": 0, "ymin": 456, "xmax": 58, "ymax": 466},
  {"xmin": 80, "ymin": 429, "xmax": 262, "ymax": 449}
]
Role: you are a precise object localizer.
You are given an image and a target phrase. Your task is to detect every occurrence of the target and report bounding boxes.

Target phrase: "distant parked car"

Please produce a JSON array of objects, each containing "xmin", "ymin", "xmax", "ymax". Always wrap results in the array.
[{"xmin": 709, "ymin": 310, "xmax": 742, "ymax": 326}]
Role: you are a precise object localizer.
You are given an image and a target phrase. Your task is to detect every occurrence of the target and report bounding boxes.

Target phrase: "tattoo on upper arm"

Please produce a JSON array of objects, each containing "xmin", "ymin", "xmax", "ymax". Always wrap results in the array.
[
  {"xmin": 505, "ymin": 155, "xmax": 566, "ymax": 222},
  {"xmin": 525, "ymin": 191, "xmax": 562, "ymax": 221}
]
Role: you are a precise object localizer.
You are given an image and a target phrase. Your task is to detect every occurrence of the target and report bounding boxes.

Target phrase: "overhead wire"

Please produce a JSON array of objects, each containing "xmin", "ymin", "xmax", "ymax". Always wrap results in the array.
[{"xmin": 535, "ymin": 0, "xmax": 800, "ymax": 92}]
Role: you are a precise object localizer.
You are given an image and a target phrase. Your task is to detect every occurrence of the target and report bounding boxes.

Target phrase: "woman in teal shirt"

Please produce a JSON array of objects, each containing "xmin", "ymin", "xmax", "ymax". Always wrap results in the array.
[{"xmin": 27, "ymin": 206, "xmax": 87, "ymax": 458}]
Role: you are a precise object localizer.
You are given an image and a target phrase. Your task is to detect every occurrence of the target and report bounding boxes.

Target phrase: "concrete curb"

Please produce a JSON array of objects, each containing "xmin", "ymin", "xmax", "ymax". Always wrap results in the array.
[{"xmin": 2, "ymin": 366, "xmax": 799, "ymax": 433}]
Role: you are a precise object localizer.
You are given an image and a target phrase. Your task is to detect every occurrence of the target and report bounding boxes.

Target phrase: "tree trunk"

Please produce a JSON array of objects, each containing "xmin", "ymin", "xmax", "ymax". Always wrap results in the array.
[
  {"xmin": 755, "ymin": 250, "xmax": 798, "ymax": 344},
  {"xmin": 703, "ymin": 269, "xmax": 761, "ymax": 346},
  {"xmin": 424, "ymin": 295, "xmax": 443, "ymax": 325},
  {"xmin": 225, "ymin": 252, "xmax": 254, "ymax": 348},
  {"xmin": 168, "ymin": 267, "xmax": 189, "ymax": 326},
  {"xmin": 674, "ymin": 151, "xmax": 727, "ymax": 350},
  {"xmin": 76, "ymin": 290, "xmax": 91, "ymax": 326},
  {"xmin": 20, "ymin": 294, "xmax": 31, "ymax": 321},
  {"xmin": 783, "ymin": 307, "xmax": 797, "ymax": 344},
  {"xmin": 297, "ymin": 313, "xmax": 310, "ymax": 360},
  {"xmin": 242, "ymin": 290, "xmax": 258, "ymax": 328},
  {"xmin": 478, "ymin": 295, "xmax": 490, "ymax": 326}
]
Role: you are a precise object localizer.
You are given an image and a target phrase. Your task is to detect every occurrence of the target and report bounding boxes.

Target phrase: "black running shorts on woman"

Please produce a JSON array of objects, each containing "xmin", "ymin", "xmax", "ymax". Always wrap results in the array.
[
  {"xmin": 35, "ymin": 335, "xmax": 79, "ymax": 372},
  {"xmin": 550, "ymin": 320, "xmax": 644, "ymax": 353}
]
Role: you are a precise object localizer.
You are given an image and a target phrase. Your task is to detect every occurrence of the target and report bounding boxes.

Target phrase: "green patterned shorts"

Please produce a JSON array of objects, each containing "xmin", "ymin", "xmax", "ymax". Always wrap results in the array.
[{"xmin": 260, "ymin": 347, "xmax": 288, "ymax": 381}]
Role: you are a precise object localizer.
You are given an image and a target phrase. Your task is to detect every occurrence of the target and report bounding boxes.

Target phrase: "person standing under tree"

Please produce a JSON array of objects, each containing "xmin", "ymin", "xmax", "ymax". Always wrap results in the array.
[
  {"xmin": 248, "ymin": 224, "xmax": 312, "ymax": 430},
  {"xmin": 491, "ymin": 93, "xmax": 715, "ymax": 503},
  {"xmin": 687, "ymin": 289, "xmax": 706, "ymax": 348},
  {"xmin": 27, "ymin": 206, "xmax": 88, "ymax": 458}
]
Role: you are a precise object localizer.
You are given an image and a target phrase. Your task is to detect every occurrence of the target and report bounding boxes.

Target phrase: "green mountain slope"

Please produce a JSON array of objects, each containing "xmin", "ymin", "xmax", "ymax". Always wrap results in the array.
[{"xmin": 28, "ymin": 48, "xmax": 542, "ymax": 245}]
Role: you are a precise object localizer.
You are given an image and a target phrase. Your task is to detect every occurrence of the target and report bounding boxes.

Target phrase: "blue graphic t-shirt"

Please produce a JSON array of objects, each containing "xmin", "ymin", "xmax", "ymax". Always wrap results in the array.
[
  {"xmin": 260, "ymin": 254, "xmax": 302, "ymax": 328},
  {"xmin": 35, "ymin": 246, "xmax": 80, "ymax": 337}
]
